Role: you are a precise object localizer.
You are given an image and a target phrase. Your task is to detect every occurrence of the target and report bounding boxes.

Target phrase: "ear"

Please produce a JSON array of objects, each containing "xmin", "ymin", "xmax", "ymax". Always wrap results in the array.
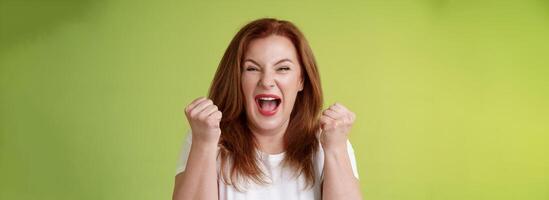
[{"xmin": 298, "ymin": 76, "xmax": 304, "ymax": 92}]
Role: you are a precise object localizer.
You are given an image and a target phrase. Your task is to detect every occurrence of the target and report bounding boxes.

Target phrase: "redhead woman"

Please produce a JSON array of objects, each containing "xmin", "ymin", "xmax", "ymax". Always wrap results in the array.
[{"xmin": 172, "ymin": 18, "xmax": 362, "ymax": 200}]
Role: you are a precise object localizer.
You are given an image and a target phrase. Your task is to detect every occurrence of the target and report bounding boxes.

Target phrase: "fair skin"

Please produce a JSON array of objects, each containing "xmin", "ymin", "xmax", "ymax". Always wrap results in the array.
[
  {"xmin": 172, "ymin": 97, "xmax": 221, "ymax": 200},
  {"xmin": 319, "ymin": 103, "xmax": 363, "ymax": 200},
  {"xmin": 241, "ymin": 35, "xmax": 303, "ymax": 154},
  {"xmin": 172, "ymin": 35, "xmax": 361, "ymax": 200}
]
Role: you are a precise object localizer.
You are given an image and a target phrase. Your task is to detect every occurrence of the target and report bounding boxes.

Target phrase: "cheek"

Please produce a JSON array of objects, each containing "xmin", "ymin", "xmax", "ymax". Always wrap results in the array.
[
  {"xmin": 279, "ymin": 79, "xmax": 302, "ymax": 110},
  {"xmin": 241, "ymin": 75, "xmax": 257, "ymax": 102},
  {"xmin": 241, "ymin": 75, "xmax": 253, "ymax": 92},
  {"xmin": 279, "ymin": 76, "xmax": 302, "ymax": 92}
]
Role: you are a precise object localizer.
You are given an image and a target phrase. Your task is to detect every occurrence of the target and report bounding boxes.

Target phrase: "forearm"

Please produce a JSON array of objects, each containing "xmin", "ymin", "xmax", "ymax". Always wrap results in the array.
[
  {"xmin": 322, "ymin": 146, "xmax": 362, "ymax": 200},
  {"xmin": 173, "ymin": 141, "xmax": 219, "ymax": 200}
]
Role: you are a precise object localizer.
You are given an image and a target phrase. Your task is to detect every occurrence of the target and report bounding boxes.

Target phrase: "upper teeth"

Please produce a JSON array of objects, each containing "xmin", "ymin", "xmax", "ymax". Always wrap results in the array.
[{"xmin": 259, "ymin": 97, "xmax": 276, "ymax": 101}]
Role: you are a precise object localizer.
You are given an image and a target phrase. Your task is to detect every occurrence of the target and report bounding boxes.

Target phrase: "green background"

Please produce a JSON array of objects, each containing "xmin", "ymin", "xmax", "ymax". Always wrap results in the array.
[{"xmin": 1, "ymin": 0, "xmax": 548, "ymax": 199}]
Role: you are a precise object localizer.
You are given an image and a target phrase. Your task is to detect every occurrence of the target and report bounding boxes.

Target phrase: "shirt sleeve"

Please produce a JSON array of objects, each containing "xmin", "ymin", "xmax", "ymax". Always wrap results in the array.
[
  {"xmin": 175, "ymin": 130, "xmax": 192, "ymax": 175},
  {"xmin": 346, "ymin": 139, "xmax": 360, "ymax": 179}
]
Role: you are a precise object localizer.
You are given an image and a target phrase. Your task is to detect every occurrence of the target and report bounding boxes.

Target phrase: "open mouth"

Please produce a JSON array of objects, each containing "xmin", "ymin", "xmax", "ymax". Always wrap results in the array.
[{"xmin": 254, "ymin": 94, "xmax": 281, "ymax": 116}]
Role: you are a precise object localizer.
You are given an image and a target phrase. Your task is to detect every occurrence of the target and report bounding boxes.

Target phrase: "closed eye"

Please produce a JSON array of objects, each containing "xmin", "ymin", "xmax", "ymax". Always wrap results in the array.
[
  {"xmin": 277, "ymin": 67, "xmax": 291, "ymax": 71},
  {"xmin": 245, "ymin": 66, "xmax": 260, "ymax": 71}
]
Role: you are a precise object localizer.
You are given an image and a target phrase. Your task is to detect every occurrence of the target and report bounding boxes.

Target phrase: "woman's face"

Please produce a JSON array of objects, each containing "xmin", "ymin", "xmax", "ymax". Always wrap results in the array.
[{"xmin": 241, "ymin": 35, "xmax": 303, "ymax": 134}]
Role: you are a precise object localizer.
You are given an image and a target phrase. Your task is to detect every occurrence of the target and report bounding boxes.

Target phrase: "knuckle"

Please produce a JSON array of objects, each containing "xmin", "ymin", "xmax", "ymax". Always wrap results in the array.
[
  {"xmin": 197, "ymin": 112, "xmax": 208, "ymax": 120},
  {"xmin": 184, "ymin": 105, "xmax": 192, "ymax": 113},
  {"xmin": 189, "ymin": 110, "xmax": 198, "ymax": 118},
  {"xmin": 345, "ymin": 120, "xmax": 352, "ymax": 126}
]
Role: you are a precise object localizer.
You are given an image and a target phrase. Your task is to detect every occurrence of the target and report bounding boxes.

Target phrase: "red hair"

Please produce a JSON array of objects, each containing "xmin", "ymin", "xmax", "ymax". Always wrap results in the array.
[{"xmin": 208, "ymin": 18, "xmax": 323, "ymax": 190}]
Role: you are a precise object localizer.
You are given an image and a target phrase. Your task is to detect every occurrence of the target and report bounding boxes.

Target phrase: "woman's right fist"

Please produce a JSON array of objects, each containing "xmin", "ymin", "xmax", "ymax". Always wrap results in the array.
[{"xmin": 184, "ymin": 97, "xmax": 222, "ymax": 145}]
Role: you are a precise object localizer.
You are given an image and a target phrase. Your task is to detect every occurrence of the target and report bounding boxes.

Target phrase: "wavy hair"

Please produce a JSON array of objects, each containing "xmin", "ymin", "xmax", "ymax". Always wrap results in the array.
[{"xmin": 208, "ymin": 18, "xmax": 323, "ymax": 190}]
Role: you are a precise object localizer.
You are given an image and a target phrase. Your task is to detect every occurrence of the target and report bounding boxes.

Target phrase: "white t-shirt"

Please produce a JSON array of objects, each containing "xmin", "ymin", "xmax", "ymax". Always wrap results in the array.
[{"xmin": 175, "ymin": 131, "xmax": 359, "ymax": 200}]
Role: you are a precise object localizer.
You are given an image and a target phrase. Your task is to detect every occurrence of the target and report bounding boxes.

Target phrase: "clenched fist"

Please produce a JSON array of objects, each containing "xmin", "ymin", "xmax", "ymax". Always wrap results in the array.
[
  {"xmin": 184, "ymin": 97, "xmax": 223, "ymax": 145},
  {"xmin": 319, "ymin": 103, "xmax": 356, "ymax": 151}
]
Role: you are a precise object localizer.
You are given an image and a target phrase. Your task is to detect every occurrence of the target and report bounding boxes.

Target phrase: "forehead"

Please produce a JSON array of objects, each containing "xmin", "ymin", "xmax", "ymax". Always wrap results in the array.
[{"xmin": 244, "ymin": 35, "xmax": 299, "ymax": 64}]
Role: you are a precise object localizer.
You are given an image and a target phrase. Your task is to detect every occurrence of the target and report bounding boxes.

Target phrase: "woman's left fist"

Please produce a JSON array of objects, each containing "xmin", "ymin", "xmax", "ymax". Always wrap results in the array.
[{"xmin": 319, "ymin": 103, "xmax": 356, "ymax": 150}]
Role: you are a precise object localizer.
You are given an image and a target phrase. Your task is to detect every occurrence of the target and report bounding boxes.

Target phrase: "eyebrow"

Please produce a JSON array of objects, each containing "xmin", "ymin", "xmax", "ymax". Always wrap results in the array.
[{"xmin": 243, "ymin": 58, "xmax": 293, "ymax": 66}]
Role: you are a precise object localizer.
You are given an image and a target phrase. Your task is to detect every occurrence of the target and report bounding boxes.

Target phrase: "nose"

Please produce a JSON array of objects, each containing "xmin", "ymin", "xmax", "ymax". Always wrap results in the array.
[{"xmin": 258, "ymin": 70, "xmax": 275, "ymax": 89}]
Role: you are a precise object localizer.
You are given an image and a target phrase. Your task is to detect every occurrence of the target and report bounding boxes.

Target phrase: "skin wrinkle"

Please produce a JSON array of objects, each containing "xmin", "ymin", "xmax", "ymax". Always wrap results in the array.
[{"xmin": 242, "ymin": 35, "xmax": 304, "ymax": 154}]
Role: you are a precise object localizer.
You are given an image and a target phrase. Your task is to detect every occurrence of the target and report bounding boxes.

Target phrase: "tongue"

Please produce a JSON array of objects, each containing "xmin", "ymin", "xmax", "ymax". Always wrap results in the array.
[{"xmin": 260, "ymin": 101, "xmax": 277, "ymax": 111}]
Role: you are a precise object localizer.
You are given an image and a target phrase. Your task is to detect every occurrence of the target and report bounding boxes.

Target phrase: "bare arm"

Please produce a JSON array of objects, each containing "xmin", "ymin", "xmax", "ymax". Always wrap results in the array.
[
  {"xmin": 172, "ymin": 141, "xmax": 218, "ymax": 200},
  {"xmin": 322, "ymin": 145, "xmax": 362, "ymax": 200},
  {"xmin": 172, "ymin": 97, "xmax": 222, "ymax": 200},
  {"xmin": 320, "ymin": 103, "xmax": 362, "ymax": 200}
]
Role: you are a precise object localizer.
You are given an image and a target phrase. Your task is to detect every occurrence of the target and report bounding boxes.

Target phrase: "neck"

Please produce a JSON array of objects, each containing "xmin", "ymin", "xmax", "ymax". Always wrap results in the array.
[{"xmin": 249, "ymin": 119, "xmax": 289, "ymax": 155}]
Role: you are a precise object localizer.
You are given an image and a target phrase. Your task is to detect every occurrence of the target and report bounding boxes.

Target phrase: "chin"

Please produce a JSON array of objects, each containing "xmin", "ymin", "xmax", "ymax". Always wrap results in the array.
[
  {"xmin": 254, "ymin": 119, "xmax": 284, "ymax": 131},
  {"xmin": 247, "ymin": 112, "xmax": 289, "ymax": 133}
]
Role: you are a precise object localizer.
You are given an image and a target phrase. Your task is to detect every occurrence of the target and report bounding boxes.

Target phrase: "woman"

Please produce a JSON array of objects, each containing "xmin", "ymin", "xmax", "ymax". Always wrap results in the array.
[{"xmin": 172, "ymin": 18, "xmax": 362, "ymax": 200}]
